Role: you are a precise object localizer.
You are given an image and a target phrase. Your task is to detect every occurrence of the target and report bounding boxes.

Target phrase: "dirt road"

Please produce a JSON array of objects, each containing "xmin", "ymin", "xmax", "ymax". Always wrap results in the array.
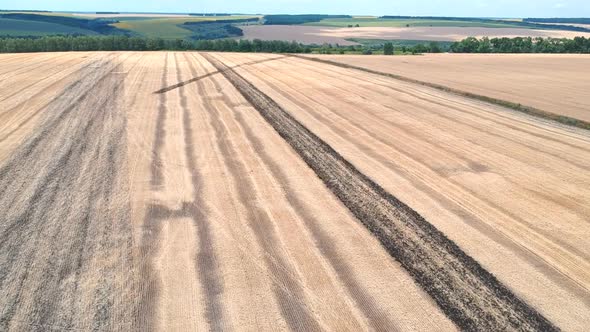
[{"xmin": 0, "ymin": 52, "xmax": 588, "ymax": 331}]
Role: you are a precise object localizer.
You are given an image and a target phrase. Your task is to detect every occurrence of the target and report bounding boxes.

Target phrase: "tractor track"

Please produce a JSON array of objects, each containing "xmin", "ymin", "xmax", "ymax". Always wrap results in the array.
[
  {"xmin": 202, "ymin": 52, "xmax": 558, "ymax": 332},
  {"xmin": 191, "ymin": 54, "xmax": 324, "ymax": 332},
  {"xmin": 191, "ymin": 53, "xmax": 400, "ymax": 332},
  {"xmin": 0, "ymin": 54, "xmax": 137, "ymax": 331}
]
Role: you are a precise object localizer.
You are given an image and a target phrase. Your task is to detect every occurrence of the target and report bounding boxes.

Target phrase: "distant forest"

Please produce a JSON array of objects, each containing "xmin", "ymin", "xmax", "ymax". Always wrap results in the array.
[
  {"xmin": 182, "ymin": 22, "xmax": 245, "ymax": 40},
  {"xmin": 381, "ymin": 16, "xmax": 493, "ymax": 20},
  {"xmin": 524, "ymin": 18, "xmax": 590, "ymax": 24},
  {"xmin": 189, "ymin": 13, "xmax": 233, "ymax": 16},
  {"xmin": 263, "ymin": 15, "xmax": 351, "ymax": 25},
  {"xmin": 0, "ymin": 10, "xmax": 51, "ymax": 12},
  {"xmin": 181, "ymin": 18, "xmax": 259, "ymax": 40},
  {"xmin": 380, "ymin": 16, "xmax": 590, "ymax": 32}
]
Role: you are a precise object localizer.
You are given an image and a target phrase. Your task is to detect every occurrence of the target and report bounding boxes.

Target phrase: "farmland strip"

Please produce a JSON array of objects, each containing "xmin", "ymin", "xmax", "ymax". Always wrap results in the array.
[
  {"xmin": 154, "ymin": 56, "xmax": 283, "ymax": 94},
  {"xmin": 202, "ymin": 53, "xmax": 558, "ymax": 331},
  {"xmin": 0, "ymin": 55, "xmax": 136, "ymax": 330},
  {"xmin": 283, "ymin": 56, "xmax": 590, "ymax": 154},
  {"xmin": 0, "ymin": 52, "xmax": 62, "ymax": 78},
  {"xmin": 231, "ymin": 111, "xmax": 401, "ymax": 331},
  {"xmin": 0, "ymin": 53, "xmax": 97, "ymax": 102},
  {"xmin": 0, "ymin": 53, "xmax": 68, "ymax": 80},
  {"xmin": 192, "ymin": 53, "xmax": 399, "ymax": 331},
  {"xmin": 243, "ymin": 61, "xmax": 590, "ymax": 256},
  {"xmin": 150, "ymin": 53, "xmax": 169, "ymax": 188},
  {"xmin": 0, "ymin": 54, "xmax": 117, "ymax": 144},
  {"xmin": 0, "ymin": 53, "xmax": 127, "ymax": 196},
  {"xmin": 293, "ymin": 54, "xmax": 590, "ymax": 131},
  {"xmin": 178, "ymin": 53, "xmax": 226, "ymax": 330},
  {"xmin": 137, "ymin": 53, "xmax": 229, "ymax": 331},
  {"xmin": 190, "ymin": 55, "xmax": 324, "ymax": 332}
]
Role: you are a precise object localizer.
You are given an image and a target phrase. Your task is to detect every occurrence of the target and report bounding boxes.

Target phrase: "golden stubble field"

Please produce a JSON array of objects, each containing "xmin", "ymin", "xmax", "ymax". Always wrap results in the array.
[
  {"xmin": 0, "ymin": 51, "xmax": 589, "ymax": 331},
  {"xmin": 302, "ymin": 53, "xmax": 590, "ymax": 122}
]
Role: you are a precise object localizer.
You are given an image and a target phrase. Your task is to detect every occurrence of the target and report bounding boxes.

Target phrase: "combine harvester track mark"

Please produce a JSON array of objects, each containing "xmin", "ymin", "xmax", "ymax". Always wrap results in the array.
[{"xmin": 202, "ymin": 52, "xmax": 559, "ymax": 332}]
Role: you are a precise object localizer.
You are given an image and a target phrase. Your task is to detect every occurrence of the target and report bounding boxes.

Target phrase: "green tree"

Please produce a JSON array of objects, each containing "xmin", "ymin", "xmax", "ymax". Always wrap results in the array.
[
  {"xmin": 428, "ymin": 41, "xmax": 441, "ymax": 53},
  {"xmin": 383, "ymin": 42, "xmax": 394, "ymax": 55},
  {"xmin": 476, "ymin": 37, "xmax": 492, "ymax": 53},
  {"xmin": 412, "ymin": 44, "xmax": 428, "ymax": 53},
  {"xmin": 1, "ymin": 35, "xmax": 586, "ymax": 55}
]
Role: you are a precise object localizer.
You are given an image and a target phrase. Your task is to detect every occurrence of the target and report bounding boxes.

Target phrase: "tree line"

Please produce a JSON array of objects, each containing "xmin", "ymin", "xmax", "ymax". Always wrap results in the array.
[
  {"xmin": 263, "ymin": 15, "xmax": 351, "ymax": 25},
  {"xmin": 379, "ymin": 16, "xmax": 590, "ymax": 33},
  {"xmin": 189, "ymin": 13, "xmax": 233, "ymax": 17},
  {"xmin": 450, "ymin": 36, "xmax": 590, "ymax": 53},
  {"xmin": 314, "ymin": 42, "xmax": 445, "ymax": 55},
  {"xmin": 0, "ymin": 35, "xmax": 311, "ymax": 53},
  {"xmin": 1, "ymin": 35, "xmax": 589, "ymax": 54},
  {"xmin": 524, "ymin": 18, "xmax": 590, "ymax": 24},
  {"xmin": 181, "ymin": 19, "xmax": 259, "ymax": 40},
  {"xmin": 182, "ymin": 23, "xmax": 245, "ymax": 40}
]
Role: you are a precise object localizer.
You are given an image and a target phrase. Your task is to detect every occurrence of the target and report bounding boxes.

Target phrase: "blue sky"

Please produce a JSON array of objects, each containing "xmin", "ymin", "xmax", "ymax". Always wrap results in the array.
[{"xmin": 0, "ymin": 0, "xmax": 588, "ymax": 17}]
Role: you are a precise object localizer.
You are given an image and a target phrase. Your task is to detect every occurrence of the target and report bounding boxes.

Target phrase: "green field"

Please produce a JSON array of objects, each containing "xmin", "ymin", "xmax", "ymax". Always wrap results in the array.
[
  {"xmin": 303, "ymin": 17, "xmax": 525, "ymax": 28},
  {"xmin": 0, "ymin": 12, "xmax": 260, "ymax": 39},
  {"xmin": 6, "ymin": 13, "xmax": 580, "ymax": 41},
  {"xmin": 0, "ymin": 11, "xmax": 76, "ymax": 17},
  {"xmin": 113, "ymin": 15, "xmax": 260, "ymax": 39},
  {"xmin": 0, "ymin": 18, "xmax": 97, "ymax": 36}
]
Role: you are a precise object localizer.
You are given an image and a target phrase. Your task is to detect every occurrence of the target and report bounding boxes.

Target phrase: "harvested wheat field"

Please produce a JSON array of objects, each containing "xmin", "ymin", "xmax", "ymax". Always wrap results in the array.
[
  {"xmin": 301, "ymin": 53, "xmax": 590, "ymax": 122},
  {"xmin": 0, "ymin": 51, "xmax": 589, "ymax": 331},
  {"xmin": 240, "ymin": 25, "xmax": 590, "ymax": 45}
]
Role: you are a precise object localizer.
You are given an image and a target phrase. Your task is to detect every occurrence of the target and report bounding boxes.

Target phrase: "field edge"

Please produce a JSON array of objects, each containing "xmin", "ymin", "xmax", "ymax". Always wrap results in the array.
[{"xmin": 294, "ymin": 54, "xmax": 590, "ymax": 130}]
